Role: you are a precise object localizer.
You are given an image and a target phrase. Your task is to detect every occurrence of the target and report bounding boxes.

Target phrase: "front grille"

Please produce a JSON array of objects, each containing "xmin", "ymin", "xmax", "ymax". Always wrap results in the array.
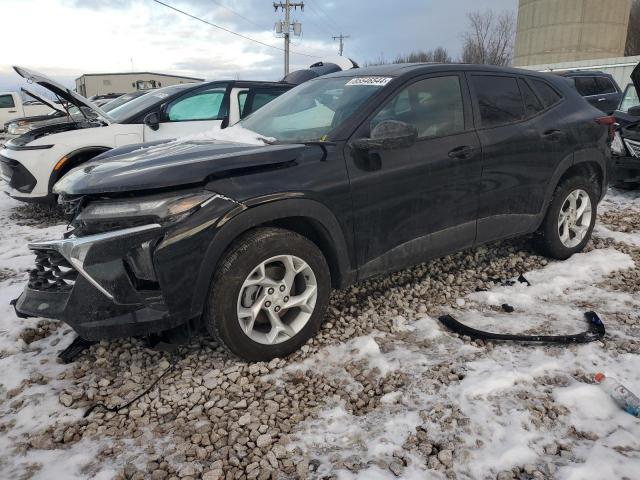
[
  {"xmin": 28, "ymin": 249, "xmax": 79, "ymax": 292},
  {"xmin": 625, "ymin": 139, "xmax": 640, "ymax": 158}
]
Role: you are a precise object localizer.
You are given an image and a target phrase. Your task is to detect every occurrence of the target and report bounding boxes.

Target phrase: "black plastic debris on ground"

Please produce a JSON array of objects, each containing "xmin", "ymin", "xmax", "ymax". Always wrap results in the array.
[
  {"xmin": 476, "ymin": 274, "xmax": 531, "ymax": 292},
  {"xmin": 439, "ymin": 311, "xmax": 605, "ymax": 344},
  {"xmin": 58, "ymin": 336, "xmax": 97, "ymax": 364},
  {"xmin": 502, "ymin": 303, "xmax": 515, "ymax": 313}
]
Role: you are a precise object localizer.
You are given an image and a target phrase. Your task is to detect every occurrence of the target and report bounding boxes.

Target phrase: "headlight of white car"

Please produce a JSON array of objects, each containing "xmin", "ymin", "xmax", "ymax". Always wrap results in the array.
[
  {"xmin": 7, "ymin": 123, "xmax": 29, "ymax": 135},
  {"xmin": 611, "ymin": 131, "xmax": 627, "ymax": 156}
]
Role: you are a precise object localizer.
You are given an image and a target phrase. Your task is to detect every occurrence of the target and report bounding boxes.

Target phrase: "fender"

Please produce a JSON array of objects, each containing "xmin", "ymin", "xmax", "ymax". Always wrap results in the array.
[{"xmin": 188, "ymin": 196, "xmax": 356, "ymax": 319}]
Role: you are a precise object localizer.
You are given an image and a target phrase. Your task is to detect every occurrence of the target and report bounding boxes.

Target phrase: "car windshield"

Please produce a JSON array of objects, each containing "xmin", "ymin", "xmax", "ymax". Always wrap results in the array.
[
  {"xmin": 619, "ymin": 84, "xmax": 639, "ymax": 113},
  {"xmin": 102, "ymin": 92, "xmax": 146, "ymax": 112},
  {"xmin": 107, "ymin": 84, "xmax": 193, "ymax": 122},
  {"xmin": 240, "ymin": 76, "xmax": 391, "ymax": 142}
]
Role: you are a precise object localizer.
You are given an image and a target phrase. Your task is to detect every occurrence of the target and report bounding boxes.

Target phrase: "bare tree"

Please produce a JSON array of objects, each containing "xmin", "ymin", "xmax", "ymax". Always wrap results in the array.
[
  {"xmin": 626, "ymin": 0, "xmax": 640, "ymax": 56},
  {"xmin": 367, "ymin": 47, "xmax": 452, "ymax": 66},
  {"xmin": 461, "ymin": 9, "xmax": 516, "ymax": 66}
]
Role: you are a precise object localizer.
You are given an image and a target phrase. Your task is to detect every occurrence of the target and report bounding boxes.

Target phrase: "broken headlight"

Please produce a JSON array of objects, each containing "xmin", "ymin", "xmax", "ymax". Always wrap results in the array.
[
  {"xmin": 74, "ymin": 191, "xmax": 216, "ymax": 231},
  {"xmin": 611, "ymin": 131, "xmax": 627, "ymax": 156}
]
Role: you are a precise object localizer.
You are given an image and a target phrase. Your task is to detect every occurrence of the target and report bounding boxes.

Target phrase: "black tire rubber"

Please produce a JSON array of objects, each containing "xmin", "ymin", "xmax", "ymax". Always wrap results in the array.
[
  {"xmin": 535, "ymin": 176, "xmax": 598, "ymax": 260},
  {"xmin": 205, "ymin": 227, "xmax": 331, "ymax": 362}
]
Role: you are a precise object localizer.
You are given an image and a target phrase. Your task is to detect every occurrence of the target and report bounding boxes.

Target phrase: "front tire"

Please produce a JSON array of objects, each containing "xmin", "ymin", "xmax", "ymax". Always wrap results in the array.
[
  {"xmin": 205, "ymin": 227, "xmax": 331, "ymax": 362},
  {"xmin": 536, "ymin": 176, "xmax": 598, "ymax": 260}
]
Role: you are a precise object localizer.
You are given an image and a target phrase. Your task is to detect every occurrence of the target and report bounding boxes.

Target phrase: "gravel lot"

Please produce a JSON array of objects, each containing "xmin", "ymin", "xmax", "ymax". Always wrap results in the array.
[{"xmin": 0, "ymin": 188, "xmax": 639, "ymax": 480}]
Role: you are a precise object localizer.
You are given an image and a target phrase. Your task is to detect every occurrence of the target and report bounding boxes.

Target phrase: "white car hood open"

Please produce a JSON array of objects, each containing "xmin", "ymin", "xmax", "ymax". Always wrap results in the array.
[{"xmin": 13, "ymin": 66, "xmax": 111, "ymax": 124}]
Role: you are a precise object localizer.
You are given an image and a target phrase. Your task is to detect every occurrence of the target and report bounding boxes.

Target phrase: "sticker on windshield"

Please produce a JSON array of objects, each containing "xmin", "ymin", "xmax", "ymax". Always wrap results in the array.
[{"xmin": 346, "ymin": 77, "xmax": 392, "ymax": 86}]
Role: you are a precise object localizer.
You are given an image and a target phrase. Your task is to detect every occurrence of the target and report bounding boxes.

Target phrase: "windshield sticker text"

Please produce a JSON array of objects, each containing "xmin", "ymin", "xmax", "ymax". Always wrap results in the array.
[{"xmin": 346, "ymin": 77, "xmax": 392, "ymax": 86}]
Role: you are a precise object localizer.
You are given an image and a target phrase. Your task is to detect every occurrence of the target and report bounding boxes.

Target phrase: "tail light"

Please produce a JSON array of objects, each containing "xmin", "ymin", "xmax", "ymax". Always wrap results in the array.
[{"xmin": 596, "ymin": 115, "xmax": 616, "ymax": 141}]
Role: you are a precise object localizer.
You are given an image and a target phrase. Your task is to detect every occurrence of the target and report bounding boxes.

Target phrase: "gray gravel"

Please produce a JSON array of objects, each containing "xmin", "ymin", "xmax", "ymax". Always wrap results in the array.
[{"xmin": 2, "ymin": 189, "xmax": 639, "ymax": 480}]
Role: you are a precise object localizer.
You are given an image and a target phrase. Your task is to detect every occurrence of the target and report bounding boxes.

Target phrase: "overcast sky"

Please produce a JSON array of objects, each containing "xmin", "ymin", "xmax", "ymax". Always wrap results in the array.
[{"xmin": 0, "ymin": 0, "xmax": 516, "ymax": 93}]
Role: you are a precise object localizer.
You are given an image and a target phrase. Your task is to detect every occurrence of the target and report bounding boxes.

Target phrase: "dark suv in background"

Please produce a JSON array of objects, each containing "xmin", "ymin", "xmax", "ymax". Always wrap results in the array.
[
  {"xmin": 559, "ymin": 70, "xmax": 622, "ymax": 114},
  {"xmin": 15, "ymin": 64, "xmax": 611, "ymax": 361}
]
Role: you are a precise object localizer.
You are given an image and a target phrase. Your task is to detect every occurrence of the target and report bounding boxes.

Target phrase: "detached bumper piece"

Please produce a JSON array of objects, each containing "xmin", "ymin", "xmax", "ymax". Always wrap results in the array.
[
  {"xmin": 439, "ymin": 311, "xmax": 605, "ymax": 344},
  {"xmin": 14, "ymin": 223, "xmax": 186, "ymax": 340}
]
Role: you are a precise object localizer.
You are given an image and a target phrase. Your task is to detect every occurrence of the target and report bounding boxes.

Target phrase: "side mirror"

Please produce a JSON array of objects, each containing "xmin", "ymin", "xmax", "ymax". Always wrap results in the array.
[
  {"xmin": 143, "ymin": 111, "xmax": 160, "ymax": 131},
  {"xmin": 352, "ymin": 120, "xmax": 418, "ymax": 151},
  {"xmin": 628, "ymin": 105, "xmax": 640, "ymax": 117}
]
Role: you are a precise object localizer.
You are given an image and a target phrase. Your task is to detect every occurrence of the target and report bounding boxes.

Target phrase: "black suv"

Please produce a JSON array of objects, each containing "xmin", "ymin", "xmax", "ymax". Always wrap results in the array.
[
  {"xmin": 558, "ymin": 70, "xmax": 622, "ymax": 114},
  {"xmin": 14, "ymin": 64, "xmax": 610, "ymax": 361}
]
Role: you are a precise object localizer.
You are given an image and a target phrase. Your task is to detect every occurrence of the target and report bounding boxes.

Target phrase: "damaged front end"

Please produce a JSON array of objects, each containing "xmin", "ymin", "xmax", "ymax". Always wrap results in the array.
[{"xmin": 14, "ymin": 189, "xmax": 240, "ymax": 339}]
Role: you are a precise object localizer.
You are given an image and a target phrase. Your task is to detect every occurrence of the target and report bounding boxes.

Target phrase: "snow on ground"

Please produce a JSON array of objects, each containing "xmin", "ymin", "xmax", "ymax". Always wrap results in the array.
[{"xmin": 0, "ymin": 186, "xmax": 639, "ymax": 479}]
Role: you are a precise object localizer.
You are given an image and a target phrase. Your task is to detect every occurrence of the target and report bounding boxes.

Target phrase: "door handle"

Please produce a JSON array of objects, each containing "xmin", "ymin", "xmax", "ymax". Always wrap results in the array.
[
  {"xmin": 597, "ymin": 98, "xmax": 607, "ymax": 102},
  {"xmin": 448, "ymin": 145, "xmax": 475, "ymax": 159},
  {"xmin": 8, "ymin": 110, "xmax": 17, "ymax": 113}
]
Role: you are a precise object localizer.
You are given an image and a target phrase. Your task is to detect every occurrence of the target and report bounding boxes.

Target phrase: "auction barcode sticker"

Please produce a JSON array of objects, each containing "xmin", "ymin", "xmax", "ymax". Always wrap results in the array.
[{"xmin": 346, "ymin": 77, "xmax": 393, "ymax": 86}]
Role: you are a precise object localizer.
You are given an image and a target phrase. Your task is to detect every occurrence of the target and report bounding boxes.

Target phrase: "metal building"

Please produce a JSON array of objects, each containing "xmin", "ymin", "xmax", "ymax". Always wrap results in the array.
[
  {"xmin": 514, "ymin": 0, "xmax": 632, "ymax": 67},
  {"xmin": 75, "ymin": 72, "xmax": 204, "ymax": 98}
]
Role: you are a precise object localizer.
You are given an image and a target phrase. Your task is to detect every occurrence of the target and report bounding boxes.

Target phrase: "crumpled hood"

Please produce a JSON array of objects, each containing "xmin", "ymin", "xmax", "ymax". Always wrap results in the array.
[{"xmin": 54, "ymin": 140, "xmax": 307, "ymax": 195}]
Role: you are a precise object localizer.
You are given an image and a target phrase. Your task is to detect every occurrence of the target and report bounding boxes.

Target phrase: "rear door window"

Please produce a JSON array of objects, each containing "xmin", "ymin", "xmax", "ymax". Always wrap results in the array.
[
  {"xmin": 518, "ymin": 79, "xmax": 544, "ymax": 116},
  {"xmin": 0, "ymin": 94, "xmax": 15, "ymax": 108},
  {"xmin": 530, "ymin": 79, "xmax": 562, "ymax": 108},
  {"xmin": 595, "ymin": 77, "xmax": 617, "ymax": 94},
  {"xmin": 472, "ymin": 75, "xmax": 524, "ymax": 128},
  {"xmin": 242, "ymin": 89, "xmax": 289, "ymax": 118},
  {"xmin": 574, "ymin": 76, "xmax": 599, "ymax": 96}
]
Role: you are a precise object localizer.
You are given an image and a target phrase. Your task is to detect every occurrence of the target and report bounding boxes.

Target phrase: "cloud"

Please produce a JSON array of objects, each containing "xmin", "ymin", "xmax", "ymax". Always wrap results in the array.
[{"xmin": 0, "ymin": 0, "xmax": 517, "ymax": 91}]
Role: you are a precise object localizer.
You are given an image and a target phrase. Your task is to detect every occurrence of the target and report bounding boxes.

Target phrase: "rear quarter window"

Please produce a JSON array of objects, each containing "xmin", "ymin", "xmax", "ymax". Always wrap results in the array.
[
  {"xmin": 472, "ymin": 75, "xmax": 524, "ymax": 128},
  {"xmin": 529, "ymin": 79, "xmax": 562, "ymax": 108},
  {"xmin": 595, "ymin": 77, "xmax": 617, "ymax": 94}
]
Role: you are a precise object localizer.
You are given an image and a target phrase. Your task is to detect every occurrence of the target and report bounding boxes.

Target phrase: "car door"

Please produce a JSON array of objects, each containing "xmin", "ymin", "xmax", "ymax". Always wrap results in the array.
[
  {"xmin": 574, "ymin": 75, "xmax": 618, "ymax": 114},
  {"xmin": 143, "ymin": 85, "xmax": 228, "ymax": 141},
  {"xmin": 469, "ymin": 73, "xmax": 567, "ymax": 243},
  {"xmin": 0, "ymin": 94, "xmax": 19, "ymax": 130},
  {"xmin": 346, "ymin": 73, "xmax": 482, "ymax": 278},
  {"xmin": 594, "ymin": 76, "xmax": 621, "ymax": 114},
  {"xmin": 614, "ymin": 84, "xmax": 639, "ymax": 127}
]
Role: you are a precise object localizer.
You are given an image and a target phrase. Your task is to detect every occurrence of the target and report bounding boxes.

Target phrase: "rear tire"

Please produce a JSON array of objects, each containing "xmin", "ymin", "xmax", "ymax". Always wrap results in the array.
[
  {"xmin": 205, "ymin": 227, "xmax": 331, "ymax": 362},
  {"xmin": 536, "ymin": 176, "xmax": 598, "ymax": 260}
]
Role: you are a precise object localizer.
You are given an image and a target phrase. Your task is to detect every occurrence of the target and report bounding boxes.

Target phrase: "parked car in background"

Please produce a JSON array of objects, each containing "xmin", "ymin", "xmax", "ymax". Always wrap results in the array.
[
  {"xmin": 14, "ymin": 64, "xmax": 611, "ymax": 361},
  {"xmin": 1, "ymin": 66, "xmax": 293, "ymax": 203},
  {"xmin": 0, "ymin": 90, "xmax": 62, "ymax": 131},
  {"xmin": 610, "ymin": 64, "xmax": 640, "ymax": 187},
  {"xmin": 558, "ymin": 70, "xmax": 622, "ymax": 114},
  {"xmin": 88, "ymin": 93, "xmax": 125, "ymax": 102},
  {"xmin": 3, "ymin": 90, "xmax": 153, "ymax": 139}
]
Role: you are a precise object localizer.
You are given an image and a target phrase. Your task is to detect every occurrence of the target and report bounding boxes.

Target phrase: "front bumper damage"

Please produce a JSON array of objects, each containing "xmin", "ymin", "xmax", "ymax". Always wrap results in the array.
[{"xmin": 14, "ymin": 223, "xmax": 184, "ymax": 339}]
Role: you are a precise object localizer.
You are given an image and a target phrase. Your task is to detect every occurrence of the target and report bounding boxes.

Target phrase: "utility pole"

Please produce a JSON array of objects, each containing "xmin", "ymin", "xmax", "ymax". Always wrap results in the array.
[
  {"xmin": 332, "ymin": 33, "xmax": 350, "ymax": 56},
  {"xmin": 274, "ymin": 1, "xmax": 304, "ymax": 75}
]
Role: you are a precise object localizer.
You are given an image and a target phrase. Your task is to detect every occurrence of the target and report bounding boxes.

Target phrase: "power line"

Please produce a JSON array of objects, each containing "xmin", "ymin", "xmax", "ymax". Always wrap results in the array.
[
  {"xmin": 306, "ymin": 0, "xmax": 342, "ymax": 31},
  {"xmin": 150, "ymin": 0, "xmax": 321, "ymax": 59},
  {"xmin": 209, "ymin": 0, "xmax": 263, "ymax": 30}
]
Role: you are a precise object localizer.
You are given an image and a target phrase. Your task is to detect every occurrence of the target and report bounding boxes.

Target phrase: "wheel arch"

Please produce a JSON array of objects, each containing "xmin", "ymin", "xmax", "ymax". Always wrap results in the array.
[
  {"xmin": 189, "ymin": 197, "xmax": 356, "ymax": 319},
  {"xmin": 536, "ymin": 153, "xmax": 607, "ymax": 230},
  {"xmin": 48, "ymin": 146, "xmax": 111, "ymax": 193}
]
